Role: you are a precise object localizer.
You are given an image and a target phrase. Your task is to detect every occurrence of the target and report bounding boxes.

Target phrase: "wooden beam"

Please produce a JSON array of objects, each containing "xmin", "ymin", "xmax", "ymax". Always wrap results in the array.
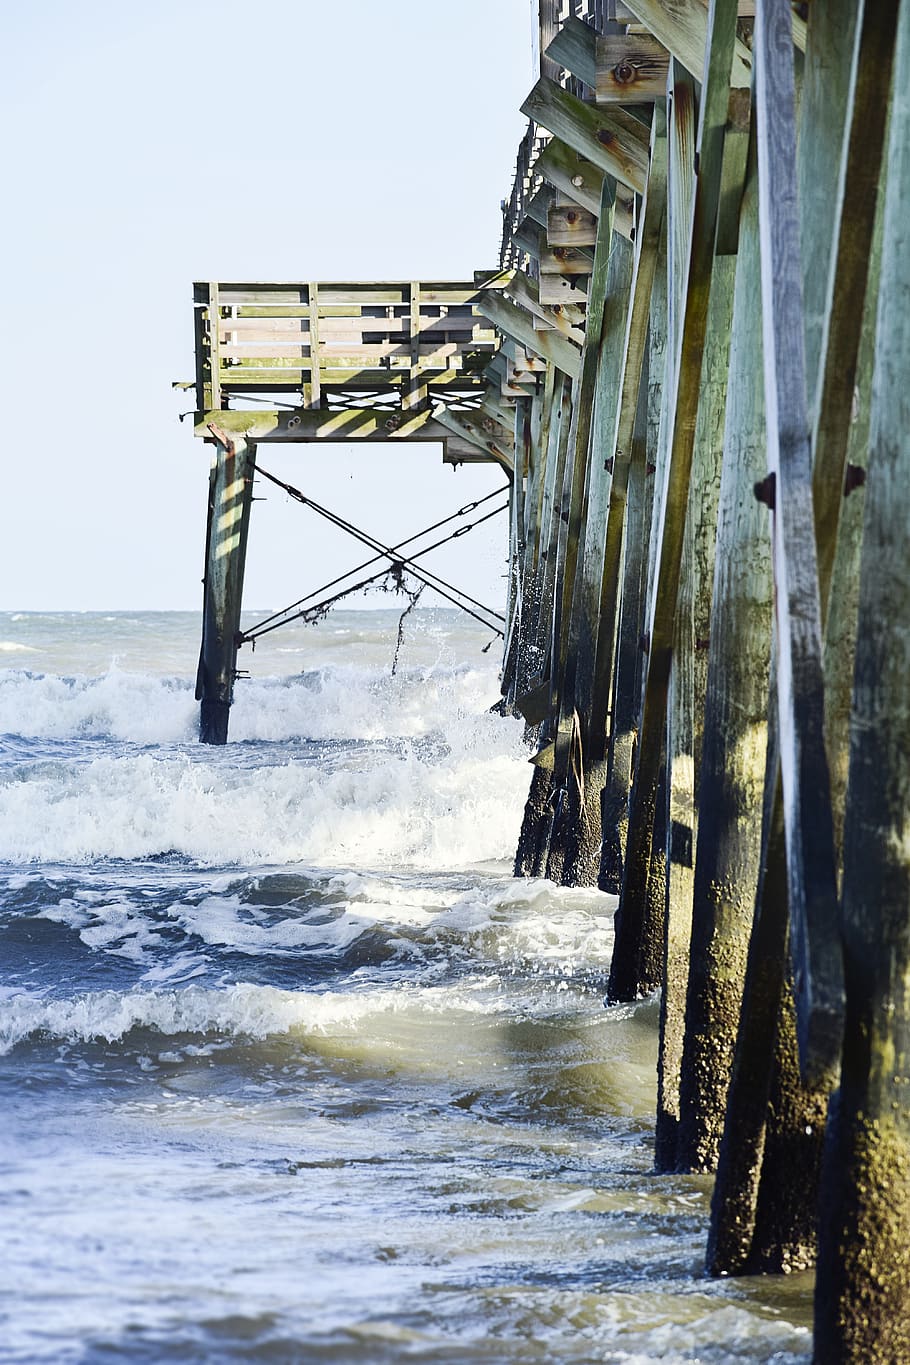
[
  {"xmin": 521, "ymin": 77, "xmax": 651, "ymax": 194},
  {"xmin": 193, "ymin": 406, "xmax": 456, "ymax": 443},
  {"xmin": 545, "ymin": 15, "xmax": 598, "ymax": 90},
  {"xmin": 813, "ymin": 3, "xmax": 910, "ymax": 1348},
  {"xmin": 505, "ymin": 270, "xmax": 587, "ymax": 341},
  {"xmin": 431, "ymin": 404, "xmax": 514, "ymax": 472},
  {"xmin": 534, "ymin": 138, "xmax": 636, "ymax": 241},
  {"xmin": 547, "ymin": 204, "xmax": 598, "ymax": 247},
  {"xmin": 540, "ymin": 244, "xmax": 594, "ymax": 276},
  {"xmin": 197, "ymin": 428, "xmax": 255, "ymax": 744},
  {"xmin": 810, "ymin": 1, "xmax": 899, "ymax": 619},
  {"xmin": 620, "ymin": 0, "xmax": 752, "ymax": 87},
  {"xmin": 477, "ymin": 292, "xmax": 582, "ymax": 380},
  {"xmin": 596, "ymin": 33, "xmax": 671, "ymax": 103},
  {"xmin": 538, "ymin": 274, "xmax": 589, "ymax": 308}
]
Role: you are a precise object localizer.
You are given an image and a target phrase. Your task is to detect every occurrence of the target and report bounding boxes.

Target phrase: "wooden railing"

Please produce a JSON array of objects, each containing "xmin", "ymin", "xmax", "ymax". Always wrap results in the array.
[{"xmin": 194, "ymin": 279, "xmax": 502, "ymax": 414}]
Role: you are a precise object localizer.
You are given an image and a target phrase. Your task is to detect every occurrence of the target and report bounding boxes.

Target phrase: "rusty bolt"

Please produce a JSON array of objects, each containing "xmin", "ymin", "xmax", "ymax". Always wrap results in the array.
[{"xmin": 613, "ymin": 62, "xmax": 635, "ymax": 84}]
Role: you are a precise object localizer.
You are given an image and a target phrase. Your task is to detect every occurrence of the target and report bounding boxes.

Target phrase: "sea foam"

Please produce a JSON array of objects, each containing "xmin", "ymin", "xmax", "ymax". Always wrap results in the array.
[{"xmin": 0, "ymin": 662, "xmax": 528, "ymax": 867}]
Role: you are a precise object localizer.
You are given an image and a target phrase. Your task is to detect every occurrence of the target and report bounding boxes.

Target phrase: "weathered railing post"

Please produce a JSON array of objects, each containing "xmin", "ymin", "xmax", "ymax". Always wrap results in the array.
[{"xmin": 196, "ymin": 427, "xmax": 256, "ymax": 744}]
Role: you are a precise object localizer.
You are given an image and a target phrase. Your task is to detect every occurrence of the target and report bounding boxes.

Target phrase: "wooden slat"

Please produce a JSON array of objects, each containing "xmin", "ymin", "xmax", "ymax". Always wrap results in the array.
[
  {"xmin": 221, "ymin": 342, "xmax": 466, "ymax": 363},
  {"xmin": 754, "ymin": 0, "xmax": 844, "ymax": 1081}
]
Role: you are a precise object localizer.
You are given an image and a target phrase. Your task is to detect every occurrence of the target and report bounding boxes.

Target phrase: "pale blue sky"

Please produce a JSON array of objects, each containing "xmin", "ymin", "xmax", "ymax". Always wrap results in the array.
[{"xmin": 1, "ymin": 1, "xmax": 533, "ymax": 611}]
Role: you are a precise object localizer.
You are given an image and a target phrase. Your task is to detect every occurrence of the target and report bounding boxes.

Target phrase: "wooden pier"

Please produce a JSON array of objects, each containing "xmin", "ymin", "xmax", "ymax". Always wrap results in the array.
[{"xmin": 186, "ymin": 1, "xmax": 910, "ymax": 1357}]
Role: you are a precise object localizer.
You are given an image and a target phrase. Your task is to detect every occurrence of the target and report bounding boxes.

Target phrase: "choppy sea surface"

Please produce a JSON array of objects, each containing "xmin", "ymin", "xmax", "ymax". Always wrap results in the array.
[{"xmin": 0, "ymin": 609, "xmax": 812, "ymax": 1363}]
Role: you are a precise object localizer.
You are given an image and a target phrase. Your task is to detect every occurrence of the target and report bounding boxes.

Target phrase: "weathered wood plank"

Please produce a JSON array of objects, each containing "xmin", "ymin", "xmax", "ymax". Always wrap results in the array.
[
  {"xmin": 479, "ymin": 291, "xmax": 582, "ymax": 379},
  {"xmin": 545, "ymin": 15, "xmax": 598, "ymax": 90},
  {"xmin": 430, "ymin": 404, "xmax": 514, "ymax": 472},
  {"xmin": 547, "ymin": 204, "xmax": 598, "ymax": 247},
  {"xmin": 608, "ymin": 0, "xmax": 752, "ymax": 86},
  {"xmin": 596, "ymin": 33, "xmax": 670, "ymax": 103},
  {"xmin": 506, "ymin": 270, "xmax": 587, "ymax": 341},
  {"xmin": 193, "ymin": 406, "xmax": 457, "ymax": 443},
  {"xmin": 538, "ymin": 274, "xmax": 590, "ymax": 308},
  {"xmin": 521, "ymin": 77, "xmax": 651, "ymax": 194},
  {"xmin": 533, "ymin": 138, "xmax": 637, "ymax": 240},
  {"xmin": 540, "ymin": 244, "xmax": 594, "ymax": 277}
]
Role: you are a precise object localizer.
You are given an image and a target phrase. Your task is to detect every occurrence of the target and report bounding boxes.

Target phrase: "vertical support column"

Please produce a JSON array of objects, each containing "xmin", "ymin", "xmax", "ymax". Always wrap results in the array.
[
  {"xmin": 404, "ymin": 282, "xmax": 427, "ymax": 413},
  {"xmin": 196, "ymin": 428, "xmax": 256, "ymax": 745},
  {"xmin": 673, "ymin": 165, "xmax": 770, "ymax": 1174},
  {"xmin": 814, "ymin": 3, "xmax": 910, "ymax": 1356},
  {"xmin": 307, "ymin": 282, "xmax": 321, "ymax": 409}
]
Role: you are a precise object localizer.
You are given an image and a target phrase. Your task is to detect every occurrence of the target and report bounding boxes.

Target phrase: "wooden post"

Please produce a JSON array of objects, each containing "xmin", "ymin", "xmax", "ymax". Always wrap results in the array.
[
  {"xmin": 668, "ymin": 140, "xmax": 770, "ymax": 1170},
  {"xmin": 196, "ymin": 428, "xmax": 256, "ymax": 745},
  {"xmin": 553, "ymin": 234, "xmax": 635, "ymax": 885},
  {"xmin": 753, "ymin": 0, "xmax": 845, "ymax": 1083},
  {"xmin": 600, "ymin": 231, "xmax": 668, "ymax": 892},
  {"xmin": 514, "ymin": 374, "xmax": 574, "ymax": 877},
  {"xmin": 563, "ymin": 104, "xmax": 667, "ymax": 887},
  {"xmin": 814, "ymin": 3, "xmax": 910, "ymax": 1356},
  {"xmin": 607, "ymin": 0, "xmax": 742, "ymax": 1003}
]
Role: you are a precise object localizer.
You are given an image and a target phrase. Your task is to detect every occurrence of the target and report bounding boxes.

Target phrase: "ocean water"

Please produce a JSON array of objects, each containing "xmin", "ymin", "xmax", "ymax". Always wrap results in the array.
[{"xmin": 0, "ymin": 609, "xmax": 813, "ymax": 1364}]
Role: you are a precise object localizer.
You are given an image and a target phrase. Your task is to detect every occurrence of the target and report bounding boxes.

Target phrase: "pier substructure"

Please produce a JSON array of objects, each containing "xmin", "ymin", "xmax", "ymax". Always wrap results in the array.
[{"xmin": 183, "ymin": 0, "xmax": 910, "ymax": 1355}]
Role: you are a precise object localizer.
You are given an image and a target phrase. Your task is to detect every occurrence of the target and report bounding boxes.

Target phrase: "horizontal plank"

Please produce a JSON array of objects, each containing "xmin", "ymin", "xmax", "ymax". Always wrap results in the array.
[
  {"xmin": 521, "ymin": 77, "xmax": 651, "ymax": 194},
  {"xmin": 219, "ymin": 364, "xmax": 480, "ymax": 383},
  {"xmin": 218, "ymin": 316, "xmax": 492, "ymax": 340},
  {"xmin": 193, "ymin": 406, "xmax": 457, "ymax": 442},
  {"xmin": 220, "ymin": 342, "xmax": 473, "ymax": 363}
]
